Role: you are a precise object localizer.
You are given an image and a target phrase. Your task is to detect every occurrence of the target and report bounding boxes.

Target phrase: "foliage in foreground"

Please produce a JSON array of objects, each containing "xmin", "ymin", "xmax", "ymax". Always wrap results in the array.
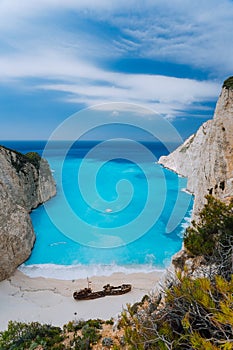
[
  {"xmin": 120, "ymin": 195, "xmax": 233, "ymax": 349},
  {"xmin": 121, "ymin": 274, "xmax": 233, "ymax": 349},
  {"xmin": 0, "ymin": 321, "xmax": 63, "ymax": 350},
  {"xmin": 0, "ymin": 319, "xmax": 103, "ymax": 350}
]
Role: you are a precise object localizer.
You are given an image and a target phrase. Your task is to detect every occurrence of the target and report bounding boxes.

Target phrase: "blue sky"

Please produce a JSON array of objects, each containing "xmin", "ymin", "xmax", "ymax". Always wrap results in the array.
[{"xmin": 0, "ymin": 0, "xmax": 233, "ymax": 140}]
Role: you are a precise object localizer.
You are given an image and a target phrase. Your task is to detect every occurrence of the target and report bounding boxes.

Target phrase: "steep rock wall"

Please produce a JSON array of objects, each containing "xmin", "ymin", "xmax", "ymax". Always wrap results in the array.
[
  {"xmin": 159, "ymin": 86, "xmax": 233, "ymax": 217},
  {"xmin": 0, "ymin": 146, "xmax": 56, "ymax": 280}
]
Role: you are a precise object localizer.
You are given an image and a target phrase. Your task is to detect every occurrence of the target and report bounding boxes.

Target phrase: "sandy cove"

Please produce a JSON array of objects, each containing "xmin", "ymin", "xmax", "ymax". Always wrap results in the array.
[{"xmin": 0, "ymin": 269, "xmax": 165, "ymax": 331}]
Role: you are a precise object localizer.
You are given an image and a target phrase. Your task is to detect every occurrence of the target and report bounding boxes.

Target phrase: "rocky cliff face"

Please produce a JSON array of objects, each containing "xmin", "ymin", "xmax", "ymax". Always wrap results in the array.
[
  {"xmin": 159, "ymin": 83, "xmax": 233, "ymax": 218},
  {"xmin": 0, "ymin": 146, "xmax": 56, "ymax": 281}
]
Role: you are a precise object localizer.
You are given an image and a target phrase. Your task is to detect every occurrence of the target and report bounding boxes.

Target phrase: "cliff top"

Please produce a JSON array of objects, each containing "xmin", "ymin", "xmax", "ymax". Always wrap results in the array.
[
  {"xmin": 0, "ymin": 145, "xmax": 41, "ymax": 171},
  {"xmin": 223, "ymin": 76, "xmax": 233, "ymax": 90}
]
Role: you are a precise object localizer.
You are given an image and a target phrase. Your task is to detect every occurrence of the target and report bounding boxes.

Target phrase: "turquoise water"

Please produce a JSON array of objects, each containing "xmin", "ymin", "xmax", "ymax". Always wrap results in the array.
[{"xmin": 2, "ymin": 141, "xmax": 193, "ymax": 279}]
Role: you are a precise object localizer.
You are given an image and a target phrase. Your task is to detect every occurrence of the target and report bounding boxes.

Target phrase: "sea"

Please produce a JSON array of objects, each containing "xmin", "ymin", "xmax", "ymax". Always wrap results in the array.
[{"xmin": 1, "ymin": 140, "xmax": 193, "ymax": 280}]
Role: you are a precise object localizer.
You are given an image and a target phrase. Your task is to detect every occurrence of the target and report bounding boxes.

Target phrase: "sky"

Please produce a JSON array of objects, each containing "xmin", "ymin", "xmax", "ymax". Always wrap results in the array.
[{"xmin": 0, "ymin": 0, "xmax": 233, "ymax": 141}]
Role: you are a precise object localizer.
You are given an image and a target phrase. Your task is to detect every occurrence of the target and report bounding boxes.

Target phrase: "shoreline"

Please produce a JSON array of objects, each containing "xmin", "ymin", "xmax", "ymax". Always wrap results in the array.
[
  {"xmin": 18, "ymin": 263, "xmax": 166, "ymax": 280},
  {"xmin": 0, "ymin": 269, "xmax": 165, "ymax": 331}
]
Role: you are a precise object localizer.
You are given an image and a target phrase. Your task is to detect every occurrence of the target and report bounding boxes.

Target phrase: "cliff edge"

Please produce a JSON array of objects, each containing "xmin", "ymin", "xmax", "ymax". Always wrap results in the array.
[
  {"xmin": 159, "ymin": 77, "xmax": 233, "ymax": 218},
  {"xmin": 0, "ymin": 146, "xmax": 56, "ymax": 281}
]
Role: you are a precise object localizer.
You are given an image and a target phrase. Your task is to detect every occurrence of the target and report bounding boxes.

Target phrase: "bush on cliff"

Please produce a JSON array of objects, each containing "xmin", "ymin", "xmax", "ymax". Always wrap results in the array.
[
  {"xmin": 120, "ymin": 274, "xmax": 233, "ymax": 349},
  {"xmin": 25, "ymin": 152, "xmax": 41, "ymax": 169},
  {"xmin": 223, "ymin": 76, "xmax": 233, "ymax": 90},
  {"xmin": 120, "ymin": 196, "xmax": 233, "ymax": 349},
  {"xmin": 184, "ymin": 195, "xmax": 233, "ymax": 279}
]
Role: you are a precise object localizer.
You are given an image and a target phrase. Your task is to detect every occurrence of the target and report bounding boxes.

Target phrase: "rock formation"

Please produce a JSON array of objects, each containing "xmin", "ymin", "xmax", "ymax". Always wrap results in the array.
[
  {"xmin": 0, "ymin": 146, "xmax": 56, "ymax": 281},
  {"xmin": 159, "ymin": 79, "xmax": 233, "ymax": 218}
]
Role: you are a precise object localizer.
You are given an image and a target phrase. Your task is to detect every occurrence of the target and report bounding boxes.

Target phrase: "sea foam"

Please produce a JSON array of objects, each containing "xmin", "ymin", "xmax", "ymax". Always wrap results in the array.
[{"xmin": 18, "ymin": 263, "xmax": 165, "ymax": 280}]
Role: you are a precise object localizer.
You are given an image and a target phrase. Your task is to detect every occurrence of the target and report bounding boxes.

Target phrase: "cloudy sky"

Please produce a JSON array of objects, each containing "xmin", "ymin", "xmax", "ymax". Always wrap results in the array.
[{"xmin": 0, "ymin": 0, "xmax": 233, "ymax": 140}]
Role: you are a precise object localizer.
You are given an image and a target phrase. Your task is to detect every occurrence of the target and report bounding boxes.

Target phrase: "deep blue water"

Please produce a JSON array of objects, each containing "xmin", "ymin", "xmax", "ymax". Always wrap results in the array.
[{"xmin": 1, "ymin": 140, "xmax": 193, "ymax": 279}]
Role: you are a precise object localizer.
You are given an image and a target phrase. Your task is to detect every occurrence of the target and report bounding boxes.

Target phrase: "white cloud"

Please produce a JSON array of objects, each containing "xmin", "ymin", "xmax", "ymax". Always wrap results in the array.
[
  {"xmin": 118, "ymin": 1, "xmax": 233, "ymax": 73},
  {"xmin": 0, "ymin": 45, "xmax": 220, "ymax": 117},
  {"xmin": 0, "ymin": 0, "xmax": 133, "ymax": 31},
  {"xmin": 1, "ymin": 0, "xmax": 233, "ymax": 75},
  {"xmin": 0, "ymin": 0, "xmax": 229, "ymax": 121}
]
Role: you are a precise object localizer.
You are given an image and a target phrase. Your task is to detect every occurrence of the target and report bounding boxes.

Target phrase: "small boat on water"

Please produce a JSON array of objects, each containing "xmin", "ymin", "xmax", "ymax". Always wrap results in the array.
[{"xmin": 73, "ymin": 282, "xmax": 132, "ymax": 301}]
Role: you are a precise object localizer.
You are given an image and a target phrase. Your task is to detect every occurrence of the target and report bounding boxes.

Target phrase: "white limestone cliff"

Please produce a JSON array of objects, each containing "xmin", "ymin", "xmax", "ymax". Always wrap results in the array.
[
  {"xmin": 159, "ymin": 85, "xmax": 233, "ymax": 218},
  {"xmin": 0, "ymin": 146, "xmax": 56, "ymax": 281}
]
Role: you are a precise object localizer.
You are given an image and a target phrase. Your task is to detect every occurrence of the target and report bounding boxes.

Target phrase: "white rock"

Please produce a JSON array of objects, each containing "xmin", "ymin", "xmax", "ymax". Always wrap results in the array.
[{"xmin": 159, "ymin": 86, "xmax": 233, "ymax": 218}]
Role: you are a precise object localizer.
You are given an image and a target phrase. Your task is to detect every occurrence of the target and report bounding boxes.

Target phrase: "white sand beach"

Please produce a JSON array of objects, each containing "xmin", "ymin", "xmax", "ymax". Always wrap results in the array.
[{"xmin": 0, "ymin": 269, "xmax": 165, "ymax": 331}]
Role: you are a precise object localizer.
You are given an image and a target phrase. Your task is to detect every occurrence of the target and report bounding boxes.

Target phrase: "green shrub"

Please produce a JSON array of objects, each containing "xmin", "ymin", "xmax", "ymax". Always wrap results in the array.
[
  {"xmin": 223, "ymin": 76, "xmax": 233, "ymax": 90},
  {"xmin": 0, "ymin": 321, "xmax": 63, "ymax": 350},
  {"xmin": 63, "ymin": 320, "xmax": 76, "ymax": 333},
  {"xmin": 184, "ymin": 195, "xmax": 233, "ymax": 258},
  {"xmin": 120, "ymin": 196, "xmax": 233, "ymax": 349},
  {"xmin": 81, "ymin": 324, "xmax": 101, "ymax": 344},
  {"xmin": 64, "ymin": 318, "xmax": 103, "ymax": 333},
  {"xmin": 71, "ymin": 336, "xmax": 91, "ymax": 350},
  {"xmin": 25, "ymin": 152, "xmax": 41, "ymax": 169},
  {"xmin": 121, "ymin": 275, "xmax": 233, "ymax": 349},
  {"xmin": 105, "ymin": 318, "xmax": 114, "ymax": 325},
  {"xmin": 85, "ymin": 319, "xmax": 103, "ymax": 329}
]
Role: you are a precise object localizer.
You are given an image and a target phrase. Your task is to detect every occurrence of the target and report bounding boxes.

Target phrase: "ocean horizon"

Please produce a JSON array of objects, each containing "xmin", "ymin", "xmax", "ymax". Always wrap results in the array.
[{"xmin": 1, "ymin": 140, "xmax": 193, "ymax": 280}]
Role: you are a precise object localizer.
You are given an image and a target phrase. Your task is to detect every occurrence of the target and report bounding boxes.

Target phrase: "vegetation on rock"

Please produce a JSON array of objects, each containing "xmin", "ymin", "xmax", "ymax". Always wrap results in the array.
[
  {"xmin": 0, "ymin": 321, "xmax": 63, "ymax": 349},
  {"xmin": 119, "ymin": 196, "xmax": 233, "ymax": 349},
  {"xmin": 0, "ymin": 319, "xmax": 117, "ymax": 350},
  {"xmin": 184, "ymin": 195, "xmax": 233, "ymax": 280},
  {"xmin": 120, "ymin": 274, "xmax": 233, "ymax": 349},
  {"xmin": 1, "ymin": 145, "xmax": 42, "ymax": 172},
  {"xmin": 25, "ymin": 152, "xmax": 42, "ymax": 169},
  {"xmin": 223, "ymin": 76, "xmax": 233, "ymax": 90}
]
